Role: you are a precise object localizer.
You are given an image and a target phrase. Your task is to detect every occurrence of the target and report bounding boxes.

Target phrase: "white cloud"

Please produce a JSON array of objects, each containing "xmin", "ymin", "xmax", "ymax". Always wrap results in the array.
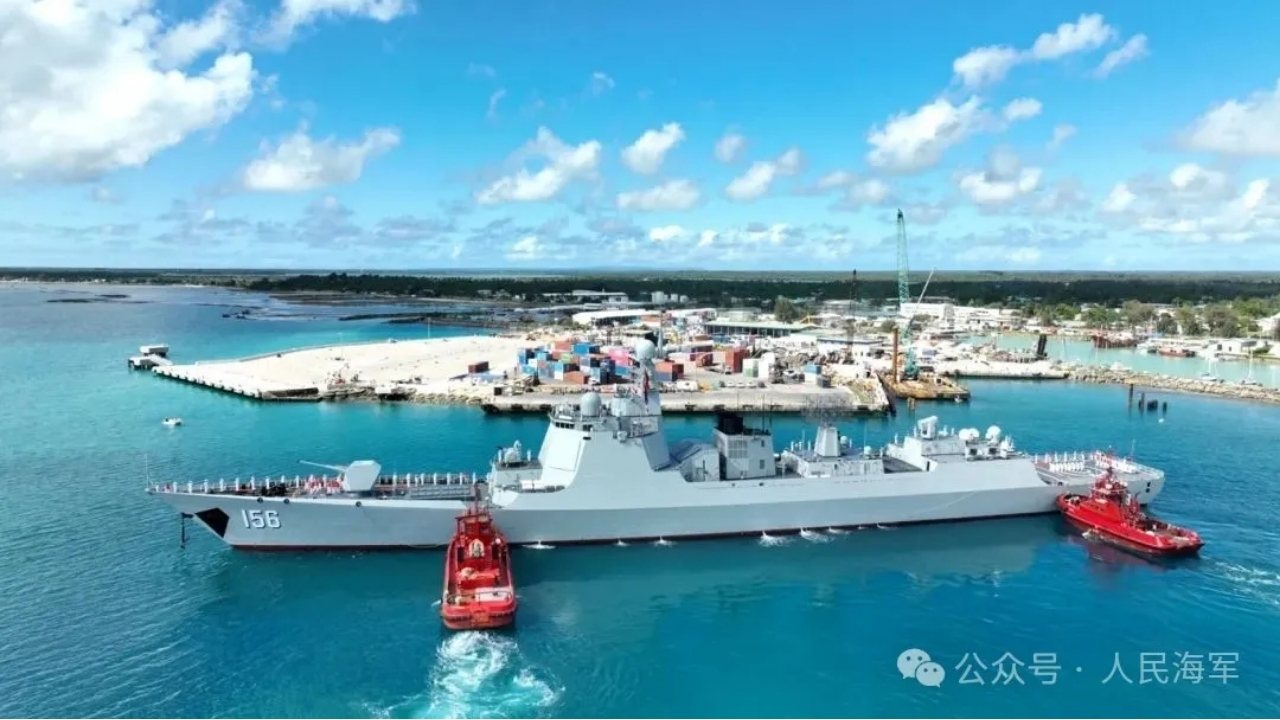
[
  {"xmin": 1169, "ymin": 163, "xmax": 1229, "ymax": 197},
  {"xmin": 1048, "ymin": 124, "xmax": 1077, "ymax": 151},
  {"xmin": 588, "ymin": 71, "xmax": 615, "ymax": 96},
  {"xmin": 725, "ymin": 148, "xmax": 804, "ymax": 201},
  {"xmin": 486, "ymin": 89, "xmax": 506, "ymax": 120},
  {"xmin": 1002, "ymin": 98, "xmax": 1042, "ymax": 122},
  {"xmin": 848, "ymin": 178, "xmax": 891, "ymax": 206},
  {"xmin": 476, "ymin": 128, "xmax": 602, "ymax": 204},
  {"xmin": 241, "ymin": 126, "xmax": 400, "ymax": 192},
  {"xmin": 616, "ymin": 179, "xmax": 701, "ymax": 211},
  {"xmin": 1182, "ymin": 79, "xmax": 1280, "ymax": 157},
  {"xmin": 866, "ymin": 96, "xmax": 986, "ymax": 173},
  {"xmin": 621, "ymin": 123, "xmax": 685, "ymax": 175},
  {"xmin": 0, "ymin": 0, "xmax": 255, "ymax": 182},
  {"xmin": 265, "ymin": 0, "xmax": 413, "ymax": 45},
  {"xmin": 467, "ymin": 63, "xmax": 497, "ymax": 79},
  {"xmin": 951, "ymin": 13, "xmax": 1121, "ymax": 88},
  {"xmin": 957, "ymin": 146, "xmax": 1042, "ymax": 206},
  {"xmin": 959, "ymin": 168, "xmax": 1042, "ymax": 206},
  {"xmin": 648, "ymin": 225, "xmax": 687, "ymax": 243},
  {"xmin": 506, "ymin": 234, "xmax": 545, "ymax": 261},
  {"xmin": 1101, "ymin": 183, "xmax": 1136, "ymax": 213},
  {"xmin": 1100, "ymin": 167, "xmax": 1280, "ymax": 244},
  {"xmin": 816, "ymin": 170, "xmax": 855, "ymax": 190},
  {"xmin": 697, "ymin": 230, "xmax": 717, "ymax": 248},
  {"xmin": 1030, "ymin": 13, "xmax": 1116, "ymax": 60},
  {"xmin": 1095, "ymin": 34, "xmax": 1149, "ymax": 78},
  {"xmin": 1008, "ymin": 247, "xmax": 1042, "ymax": 264},
  {"xmin": 952, "ymin": 45, "xmax": 1022, "ymax": 89},
  {"xmin": 156, "ymin": 0, "xmax": 240, "ymax": 68},
  {"xmin": 714, "ymin": 131, "xmax": 746, "ymax": 163}
]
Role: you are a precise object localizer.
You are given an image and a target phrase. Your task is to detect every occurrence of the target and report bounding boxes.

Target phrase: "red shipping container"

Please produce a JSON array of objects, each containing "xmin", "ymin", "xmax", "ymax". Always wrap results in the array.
[{"xmin": 563, "ymin": 371, "xmax": 587, "ymax": 384}]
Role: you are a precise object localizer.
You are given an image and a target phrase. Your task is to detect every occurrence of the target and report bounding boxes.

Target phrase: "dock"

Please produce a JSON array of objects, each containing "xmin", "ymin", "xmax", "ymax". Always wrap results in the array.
[{"xmin": 480, "ymin": 385, "xmax": 886, "ymax": 415}]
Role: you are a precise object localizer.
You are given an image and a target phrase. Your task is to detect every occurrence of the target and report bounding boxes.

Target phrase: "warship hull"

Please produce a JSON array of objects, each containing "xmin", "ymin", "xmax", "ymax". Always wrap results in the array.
[{"xmin": 155, "ymin": 461, "xmax": 1163, "ymax": 549}]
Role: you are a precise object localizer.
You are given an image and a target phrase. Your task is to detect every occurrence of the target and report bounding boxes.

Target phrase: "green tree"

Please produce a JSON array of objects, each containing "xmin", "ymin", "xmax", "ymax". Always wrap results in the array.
[
  {"xmin": 879, "ymin": 319, "xmax": 898, "ymax": 334},
  {"xmin": 1203, "ymin": 304, "xmax": 1240, "ymax": 338},
  {"xmin": 1122, "ymin": 300, "xmax": 1155, "ymax": 330},
  {"xmin": 1082, "ymin": 306, "xmax": 1116, "ymax": 329},
  {"xmin": 1154, "ymin": 314, "xmax": 1178, "ymax": 336},
  {"xmin": 1176, "ymin": 307, "xmax": 1203, "ymax": 336},
  {"xmin": 773, "ymin": 296, "xmax": 803, "ymax": 322}
]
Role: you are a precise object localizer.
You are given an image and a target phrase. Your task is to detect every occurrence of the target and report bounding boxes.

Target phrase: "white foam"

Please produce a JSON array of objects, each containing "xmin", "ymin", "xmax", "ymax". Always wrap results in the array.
[
  {"xmin": 653, "ymin": 537, "xmax": 674, "ymax": 546},
  {"xmin": 526, "ymin": 542, "xmax": 555, "ymax": 550},
  {"xmin": 799, "ymin": 528, "xmax": 832, "ymax": 543},
  {"xmin": 372, "ymin": 632, "xmax": 562, "ymax": 719},
  {"xmin": 824, "ymin": 527, "xmax": 849, "ymax": 535},
  {"xmin": 758, "ymin": 532, "xmax": 789, "ymax": 547}
]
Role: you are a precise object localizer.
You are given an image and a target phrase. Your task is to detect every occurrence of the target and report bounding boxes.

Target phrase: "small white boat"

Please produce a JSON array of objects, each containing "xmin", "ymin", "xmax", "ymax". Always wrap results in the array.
[
  {"xmin": 162, "ymin": 417, "xmax": 183, "ymax": 427},
  {"xmin": 1197, "ymin": 372, "xmax": 1222, "ymax": 384}
]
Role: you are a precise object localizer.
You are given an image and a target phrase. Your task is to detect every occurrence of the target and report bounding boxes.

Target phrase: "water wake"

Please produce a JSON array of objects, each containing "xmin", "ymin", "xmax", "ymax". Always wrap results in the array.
[
  {"xmin": 824, "ymin": 527, "xmax": 849, "ymax": 535},
  {"xmin": 525, "ymin": 542, "xmax": 555, "ymax": 550},
  {"xmin": 758, "ymin": 532, "xmax": 789, "ymax": 547},
  {"xmin": 1215, "ymin": 562, "xmax": 1280, "ymax": 607},
  {"xmin": 373, "ymin": 632, "xmax": 561, "ymax": 719},
  {"xmin": 799, "ymin": 528, "xmax": 832, "ymax": 543},
  {"xmin": 653, "ymin": 537, "xmax": 674, "ymax": 547},
  {"xmin": 613, "ymin": 539, "xmax": 629, "ymax": 547}
]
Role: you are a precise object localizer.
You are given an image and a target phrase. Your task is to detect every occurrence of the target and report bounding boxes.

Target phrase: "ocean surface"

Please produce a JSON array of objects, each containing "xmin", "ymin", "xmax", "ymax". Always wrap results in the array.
[{"xmin": 1, "ymin": 283, "xmax": 1278, "ymax": 718}]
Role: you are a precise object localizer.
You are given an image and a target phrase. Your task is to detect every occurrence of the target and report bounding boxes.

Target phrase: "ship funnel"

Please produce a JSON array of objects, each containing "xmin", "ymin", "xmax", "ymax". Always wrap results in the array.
[{"xmin": 814, "ymin": 424, "xmax": 841, "ymax": 458}]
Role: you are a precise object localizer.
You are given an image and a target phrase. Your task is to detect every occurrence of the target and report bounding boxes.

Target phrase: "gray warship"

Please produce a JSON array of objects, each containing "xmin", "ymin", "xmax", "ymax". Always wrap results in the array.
[{"xmin": 151, "ymin": 339, "xmax": 1167, "ymax": 548}]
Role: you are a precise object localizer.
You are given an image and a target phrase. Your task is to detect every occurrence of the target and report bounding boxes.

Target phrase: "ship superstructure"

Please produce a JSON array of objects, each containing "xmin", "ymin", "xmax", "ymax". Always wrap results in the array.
[{"xmin": 152, "ymin": 339, "xmax": 1166, "ymax": 548}]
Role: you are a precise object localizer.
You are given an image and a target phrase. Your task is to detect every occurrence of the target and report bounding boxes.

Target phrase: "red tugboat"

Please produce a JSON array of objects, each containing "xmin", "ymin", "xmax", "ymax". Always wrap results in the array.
[
  {"xmin": 1057, "ymin": 467, "xmax": 1203, "ymax": 557},
  {"xmin": 440, "ymin": 504, "xmax": 517, "ymax": 630}
]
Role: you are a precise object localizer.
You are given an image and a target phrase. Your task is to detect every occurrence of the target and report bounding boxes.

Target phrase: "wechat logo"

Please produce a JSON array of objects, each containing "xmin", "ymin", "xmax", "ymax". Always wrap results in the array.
[{"xmin": 898, "ymin": 648, "xmax": 946, "ymax": 687}]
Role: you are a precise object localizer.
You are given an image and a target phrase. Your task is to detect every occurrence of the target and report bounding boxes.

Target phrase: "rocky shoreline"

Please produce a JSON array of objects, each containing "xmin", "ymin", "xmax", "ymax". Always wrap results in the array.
[{"xmin": 1066, "ymin": 365, "xmax": 1280, "ymax": 404}]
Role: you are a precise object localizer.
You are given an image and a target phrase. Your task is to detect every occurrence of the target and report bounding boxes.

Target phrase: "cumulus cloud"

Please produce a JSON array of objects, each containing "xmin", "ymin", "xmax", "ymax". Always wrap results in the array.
[
  {"xmin": 621, "ymin": 123, "xmax": 685, "ymax": 175},
  {"xmin": 0, "ymin": 0, "xmax": 255, "ymax": 182},
  {"xmin": 1095, "ymin": 34, "xmax": 1149, "ymax": 78},
  {"xmin": 1030, "ymin": 13, "xmax": 1116, "ymax": 60},
  {"xmin": 476, "ymin": 128, "xmax": 602, "ymax": 204},
  {"xmin": 155, "ymin": 0, "xmax": 241, "ymax": 68},
  {"xmin": 714, "ymin": 131, "xmax": 747, "ymax": 163},
  {"xmin": 264, "ymin": 0, "xmax": 413, "ymax": 46},
  {"xmin": 1003, "ymin": 98, "xmax": 1043, "ymax": 122},
  {"xmin": 1100, "ymin": 165, "xmax": 1280, "ymax": 243},
  {"xmin": 1182, "ymin": 79, "xmax": 1280, "ymax": 158},
  {"xmin": 648, "ymin": 225, "xmax": 687, "ymax": 243},
  {"xmin": 956, "ymin": 146, "xmax": 1042, "ymax": 207},
  {"xmin": 866, "ymin": 97, "xmax": 988, "ymax": 173},
  {"xmin": 725, "ymin": 148, "xmax": 803, "ymax": 201},
  {"xmin": 241, "ymin": 126, "xmax": 400, "ymax": 192},
  {"xmin": 616, "ymin": 179, "xmax": 701, "ymax": 211},
  {"xmin": 952, "ymin": 13, "xmax": 1125, "ymax": 89},
  {"xmin": 952, "ymin": 45, "xmax": 1022, "ymax": 89},
  {"xmin": 506, "ymin": 234, "xmax": 546, "ymax": 261}
]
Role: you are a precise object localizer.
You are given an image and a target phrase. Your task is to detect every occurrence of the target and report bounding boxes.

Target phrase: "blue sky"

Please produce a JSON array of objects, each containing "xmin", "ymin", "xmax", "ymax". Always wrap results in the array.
[{"xmin": 2, "ymin": 0, "xmax": 1280, "ymax": 271}]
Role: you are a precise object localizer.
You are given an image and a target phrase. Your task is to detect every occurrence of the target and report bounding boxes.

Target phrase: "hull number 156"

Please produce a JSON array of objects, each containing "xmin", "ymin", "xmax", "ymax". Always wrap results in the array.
[{"xmin": 241, "ymin": 509, "xmax": 281, "ymax": 529}]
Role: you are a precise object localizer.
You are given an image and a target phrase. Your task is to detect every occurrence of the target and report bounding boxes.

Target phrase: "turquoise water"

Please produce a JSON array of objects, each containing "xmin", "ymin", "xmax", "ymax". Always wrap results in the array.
[
  {"xmin": 987, "ymin": 334, "xmax": 1280, "ymax": 389},
  {"xmin": 2, "ymin": 283, "xmax": 1279, "ymax": 718}
]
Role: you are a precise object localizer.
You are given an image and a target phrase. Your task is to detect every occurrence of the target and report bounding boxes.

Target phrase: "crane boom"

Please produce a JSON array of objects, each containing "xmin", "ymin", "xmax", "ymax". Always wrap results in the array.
[{"xmin": 895, "ymin": 209, "xmax": 919, "ymax": 380}]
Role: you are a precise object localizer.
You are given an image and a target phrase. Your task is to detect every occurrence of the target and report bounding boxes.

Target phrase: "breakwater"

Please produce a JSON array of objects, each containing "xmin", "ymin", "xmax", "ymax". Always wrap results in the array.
[{"xmin": 1067, "ymin": 365, "xmax": 1280, "ymax": 404}]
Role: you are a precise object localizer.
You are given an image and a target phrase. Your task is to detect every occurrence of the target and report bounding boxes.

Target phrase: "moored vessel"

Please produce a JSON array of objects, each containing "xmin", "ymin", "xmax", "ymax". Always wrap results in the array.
[
  {"xmin": 1057, "ymin": 467, "xmax": 1202, "ymax": 557},
  {"xmin": 441, "ymin": 503, "xmax": 516, "ymax": 630},
  {"xmin": 152, "ymin": 339, "xmax": 1170, "ymax": 549}
]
